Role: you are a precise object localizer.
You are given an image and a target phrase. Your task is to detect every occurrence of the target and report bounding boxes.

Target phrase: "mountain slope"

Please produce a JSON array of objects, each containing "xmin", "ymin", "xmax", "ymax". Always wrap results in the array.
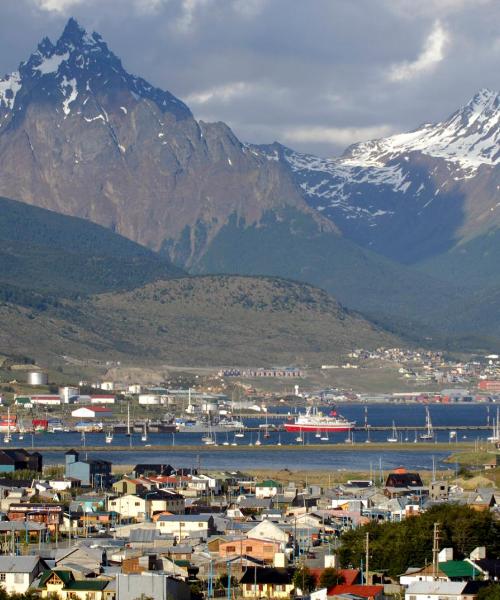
[
  {"xmin": 0, "ymin": 18, "xmax": 331, "ymax": 266},
  {"xmin": 0, "ymin": 18, "xmax": 460, "ymax": 333},
  {"xmin": 261, "ymin": 89, "xmax": 499, "ymax": 265},
  {"xmin": 0, "ymin": 195, "xmax": 182, "ymax": 296},
  {"xmin": 0, "ymin": 276, "xmax": 399, "ymax": 366}
]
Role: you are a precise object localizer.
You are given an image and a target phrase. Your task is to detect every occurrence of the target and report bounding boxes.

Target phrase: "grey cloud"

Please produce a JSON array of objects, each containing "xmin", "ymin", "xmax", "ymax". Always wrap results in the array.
[{"xmin": 0, "ymin": 0, "xmax": 498, "ymax": 156}]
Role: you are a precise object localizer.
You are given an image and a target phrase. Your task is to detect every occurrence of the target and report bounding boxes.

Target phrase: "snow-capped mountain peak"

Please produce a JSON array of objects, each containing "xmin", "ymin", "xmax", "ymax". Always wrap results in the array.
[
  {"xmin": 341, "ymin": 88, "xmax": 499, "ymax": 174},
  {"xmin": 0, "ymin": 18, "xmax": 191, "ymax": 119}
]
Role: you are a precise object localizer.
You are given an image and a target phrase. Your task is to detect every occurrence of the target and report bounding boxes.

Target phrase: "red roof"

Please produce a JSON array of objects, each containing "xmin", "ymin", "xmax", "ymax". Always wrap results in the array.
[
  {"xmin": 327, "ymin": 584, "xmax": 384, "ymax": 598},
  {"xmin": 309, "ymin": 568, "xmax": 360, "ymax": 587}
]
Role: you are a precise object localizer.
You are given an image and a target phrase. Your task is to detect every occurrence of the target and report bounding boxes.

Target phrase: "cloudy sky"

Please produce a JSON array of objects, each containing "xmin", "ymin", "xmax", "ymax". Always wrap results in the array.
[{"xmin": 0, "ymin": 0, "xmax": 498, "ymax": 156}]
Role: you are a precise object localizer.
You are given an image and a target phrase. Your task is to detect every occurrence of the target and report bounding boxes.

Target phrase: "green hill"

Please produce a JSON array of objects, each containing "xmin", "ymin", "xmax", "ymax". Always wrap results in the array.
[
  {"xmin": 0, "ymin": 276, "xmax": 399, "ymax": 366},
  {"xmin": 0, "ymin": 196, "xmax": 183, "ymax": 296}
]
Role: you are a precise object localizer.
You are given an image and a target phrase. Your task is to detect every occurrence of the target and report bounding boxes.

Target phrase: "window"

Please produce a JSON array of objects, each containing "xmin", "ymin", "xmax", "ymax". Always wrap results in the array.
[
  {"xmin": 134, "ymin": 502, "xmax": 140, "ymax": 506},
  {"xmin": 246, "ymin": 546, "xmax": 253, "ymax": 552},
  {"xmin": 0, "ymin": 574, "xmax": 5, "ymax": 582},
  {"xmin": 226, "ymin": 546, "xmax": 236, "ymax": 553},
  {"xmin": 198, "ymin": 523, "xmax": 204, "ymax": 528}
]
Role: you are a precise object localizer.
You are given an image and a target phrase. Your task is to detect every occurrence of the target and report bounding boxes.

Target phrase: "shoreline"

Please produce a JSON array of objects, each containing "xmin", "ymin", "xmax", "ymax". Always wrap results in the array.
[{"xmin": 34, "ymin": 441, "xmax": 484, "ymax": 452}]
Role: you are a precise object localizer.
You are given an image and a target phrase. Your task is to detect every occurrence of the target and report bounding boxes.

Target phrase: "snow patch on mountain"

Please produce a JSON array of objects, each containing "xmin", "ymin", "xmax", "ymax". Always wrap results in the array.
[
  {"xmin": 33, "ymin": 51, "xmax": 69, "ymax": 75},
  {"xmin": 0, "ymin": 72, "xmax": 21, "ymax": 109}
]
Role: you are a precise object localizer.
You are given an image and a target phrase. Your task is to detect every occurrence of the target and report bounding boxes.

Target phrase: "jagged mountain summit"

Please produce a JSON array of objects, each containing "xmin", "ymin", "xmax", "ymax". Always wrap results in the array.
[
  {"xmin": 0, "ymin": 18, "xmax": 326, "ymax": 265},
  {"xmin": 261, "ymin": 89, "xmax": 499, "ymax": 263},
  {"xmin": 0, "ymin": 18, "xmax": 190, "ymax": 120}
]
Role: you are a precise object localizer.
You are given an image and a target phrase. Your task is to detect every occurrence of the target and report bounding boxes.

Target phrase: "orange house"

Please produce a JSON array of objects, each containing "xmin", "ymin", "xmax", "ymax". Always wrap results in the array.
[{"xmin": 218, "ymin": 538, "xmax": 281, "ymax": 563}]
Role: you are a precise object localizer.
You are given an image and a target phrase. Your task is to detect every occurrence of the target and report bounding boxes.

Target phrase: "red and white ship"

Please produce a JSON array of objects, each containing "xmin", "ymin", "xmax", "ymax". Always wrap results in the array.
[{"xmin": 284, "ymin": 407, "xmax": 354, "ymax": 433}]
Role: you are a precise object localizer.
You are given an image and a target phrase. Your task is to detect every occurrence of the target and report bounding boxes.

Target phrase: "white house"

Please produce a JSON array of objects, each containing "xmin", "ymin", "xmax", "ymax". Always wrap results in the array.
[
  {"xmin": 156, "ymin": 514, "xmax": 215, "ymax": 540},
  {"xmin": 255, "ymin": 480, "xmax": 280, "ymax": 498},
  {"xmin": 0, "ymin": 556, "xmax": 47, "ymax": 594},
  {"xmin": 108, "ymin": 495, "xmax": 149, "ymax": 521},
  {"xmin": 247, "ymin": 520, "xmax": 288, "ymax": 545},
  {"xmin": 405, "ymin": 581, "xmax": 478, "ymax": 600}
]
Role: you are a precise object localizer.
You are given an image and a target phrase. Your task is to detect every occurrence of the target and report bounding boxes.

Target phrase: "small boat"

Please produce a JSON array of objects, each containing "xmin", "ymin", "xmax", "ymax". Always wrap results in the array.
[
  {"xmin": 141, "ymin": 424, "xmax": 148, "ymax": 443},
  {"xmin": 387, "ymin": 421, "xmax": 398, "ymax": 443},
  {"xmin": 235, "ymin": 431, "xmax": 245, "ymax": 438},
  {"xmin": 105, "ymin": 431, "xmax": 113, "ymax": 444},
  {"xmin": 255, "ymin": 433, "xmax": 262, "ymax": 446},
  {"xmin": 277, "ymin": 433, "xmax": 282, "ymax": 446},
  {"xmin": 315, "ymin": 432, "xmax": 321, "ymax": 439},
  {"xmin": 420, "ymin": 407, "xmax": 434, "ymax": 440},
  {"xmin": 321, "ymin": 431, "xmax": 329, "ymax": 441}
]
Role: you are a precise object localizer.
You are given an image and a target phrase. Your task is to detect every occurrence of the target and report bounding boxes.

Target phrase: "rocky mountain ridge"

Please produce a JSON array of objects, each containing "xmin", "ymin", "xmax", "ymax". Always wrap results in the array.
[
  {"xmin": 0, "ymin": 18, "xmax": 331, "ymax": 267},
  {"xmin": 261, "ymin": 89, "xmax": 499, "ymax": 263}
]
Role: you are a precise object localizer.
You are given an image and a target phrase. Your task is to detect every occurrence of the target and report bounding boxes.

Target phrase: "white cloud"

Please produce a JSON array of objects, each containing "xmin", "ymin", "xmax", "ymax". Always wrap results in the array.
[
  {"xmin": 283, "ymin": 125, "xmax": 394, "ymax": 146},
  {"xmin": 389, "ymin": 20, "xmax": 449, "ymax": 82},
  {"xmin": 34, "ymin": 0, "xmax": 83, "ymax": 11},
  {"xmin": 185, "ymin": 81, "xmax": 257, "ymax": 104},
  {"xmin": 386, "ymin": 0, "xmax": 494, "ymax": 18}
]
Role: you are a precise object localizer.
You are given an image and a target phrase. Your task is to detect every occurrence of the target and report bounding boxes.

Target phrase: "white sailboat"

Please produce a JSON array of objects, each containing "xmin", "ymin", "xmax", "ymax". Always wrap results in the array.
[
  {"xmin": 387, "ymin": 421, "xmax": 398, "ymax": 443},
  {"xmin": 105, "ymin": 430, "xmax": 114, "ymax": 444},
  {"xmin": 141, "ymin": 423, "xmax": 148, "ymax": 442},
  {"xmin": 255, "ymin": 432, "xmax": 262, "ymax": 446},
  {"xmin": 420, "ymin": 407, "xmax": 434, "ymax": 440},
  {"xmin": 126, "ymin": 402, "xmax": 131, "ymax": 437},
  {"xmin": 487, "ymin": 407, "xmax": 500, "ymax": 442},
  {"xmin": 4, "ymin": 407, "xmax": 12, "ymax": 443}
]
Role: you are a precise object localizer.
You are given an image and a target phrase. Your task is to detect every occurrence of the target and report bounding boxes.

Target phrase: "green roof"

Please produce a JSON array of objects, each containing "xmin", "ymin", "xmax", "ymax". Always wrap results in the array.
[
  {"xmin": 15, "ymin": 396, "xmax": 32, "ymax": 403},
  {"xmin": 39, "ymin": 570, "xmax": 74, "ymax": 587},
  {"xmin": 257, "ymin": 480, "xmax": 279, "ymax": 487},
  {"xmin": 39, "ymin": 570, "xmax": 108, "ymax": 591},
  {"xmin": 439, "ymin": 561, "xmax": 481, "ymax": 578}
]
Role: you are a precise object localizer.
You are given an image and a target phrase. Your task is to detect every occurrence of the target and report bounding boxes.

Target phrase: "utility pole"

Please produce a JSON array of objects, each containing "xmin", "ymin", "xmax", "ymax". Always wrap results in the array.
[
  {"xmin": 365, "ymin": 532, "xmax": 370, "ymax": 585},
  {"xmin": 432, "ymin": 522, "xmax": 440, "ymax": 580}
]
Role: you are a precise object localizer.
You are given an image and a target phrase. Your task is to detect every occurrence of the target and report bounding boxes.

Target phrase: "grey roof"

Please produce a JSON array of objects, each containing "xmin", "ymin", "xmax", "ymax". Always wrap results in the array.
[
  {"xmin": 0, "ymin": 522, "xmax": 45, "ymax": 532},
  {"xmin": 406, "ymin": 581, "xmax": 466, "ymax": 594},
  {"xmin": 0, "ymin": 556, "xmax": 44, "ymax": 572},
  {"xmin": 157, "ymin": 513, "xmax": 213, "ymax": 522},
  {"xmin": 129, "ymin": 529, "xmax": 164, "ymax": 543}
]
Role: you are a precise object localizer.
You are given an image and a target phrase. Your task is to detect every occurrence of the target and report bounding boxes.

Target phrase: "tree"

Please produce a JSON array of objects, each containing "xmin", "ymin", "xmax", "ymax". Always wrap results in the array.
[
  {"xmin": 293, "ymin": 565, "xmax": 317, "ymax": 593},
  {"xmin": 477, "ymin": 584, "xmax": 500, "ymax": 600},
  {"xmin": 338, "ymin": 505, "xmax": 500, "ymax": 579},
  {"xmin": 319, "ymin": 568, "xmax": 345, "ymax": 589}
]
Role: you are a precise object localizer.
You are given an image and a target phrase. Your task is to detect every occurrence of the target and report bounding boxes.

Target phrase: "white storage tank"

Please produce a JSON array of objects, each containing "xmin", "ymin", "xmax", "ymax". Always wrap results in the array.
[{"xmin": 27, "ymin": 371, "xmax": 48, "ymax": 386}]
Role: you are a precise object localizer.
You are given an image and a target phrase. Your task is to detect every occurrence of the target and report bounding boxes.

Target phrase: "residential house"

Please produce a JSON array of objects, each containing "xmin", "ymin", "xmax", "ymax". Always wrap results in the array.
[
  {"xmin": 240, "ymin": 567, "xmax": 294, "ymax": 599},
  {"xmin": 0, "ymin": 448, "xmax": 42, "ymax": 473},
  {"xmin": 218, "ymin": 537, "xmax": 281, "ymax": 563},
  {"xmin": 65, "ymin": 450, "xmax": 112, "ymax": 488},
  {"xmin": 37, "ymin": 570, "xmax": 113, "ymax": 600},
  {"xmin": 256, "ymin": 480, "xmax": 280, "ymax": 499},
  {"xmin": 7, "ymin": 503, "xmax": 63, "ymax": 531},
  {"xmin": 0, "ymin": 556, "xmax": 47, "ymax": 594},
  {"xmin": 405, "ymin": 580, "xmax": 489, "ymax": 600},
  {"xmin": 246, "ymin": 520, "xmax": 289, "ymax": 546},
  {"xmin": 156, "ymin": 514, "xmax": 215, "ymax": 540}
]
